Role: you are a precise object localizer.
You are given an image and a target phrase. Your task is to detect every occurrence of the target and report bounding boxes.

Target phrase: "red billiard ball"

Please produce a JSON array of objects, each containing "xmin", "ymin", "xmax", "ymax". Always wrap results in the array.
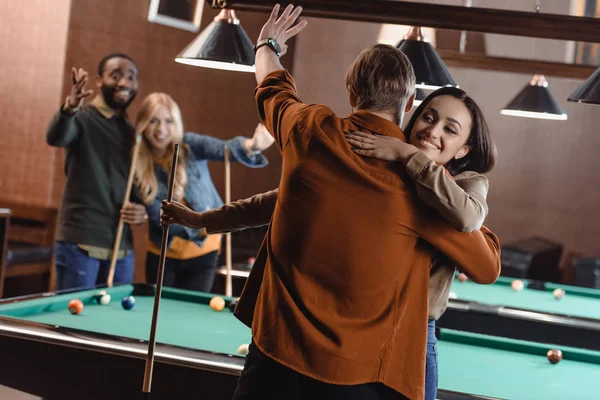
[
  {"xmin": 68, "ymin": 299, "xmax": 84, "ymax": 315},
  {"xmin": 547, "ymin": 349, "xmax": 562, "ymax": 364}
]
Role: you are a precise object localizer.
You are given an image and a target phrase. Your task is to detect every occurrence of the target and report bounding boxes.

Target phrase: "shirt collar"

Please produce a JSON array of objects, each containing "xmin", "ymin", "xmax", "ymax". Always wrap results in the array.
[
  {"xmin": 90, "ymin": 95, "xmax": 127, "ymax": 119},
  {"xmin": 346, "ymin": 110, "xmax": 408, "ymax": 141}
]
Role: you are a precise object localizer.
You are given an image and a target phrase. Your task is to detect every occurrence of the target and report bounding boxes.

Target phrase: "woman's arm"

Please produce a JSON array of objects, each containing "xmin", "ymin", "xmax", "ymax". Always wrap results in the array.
[
  {"xmin": 161, "ymin": 189, "xmax": 279, "ymax": 234},
  {"xmin": 406, "ymin": 153, "xmax": 489, "ymax": 232},
  {"xmin": 346, "ymin": 131, "xmax": 489, "ymax": 232},
  {"xmin": 183, "ymin": 127, "xmax": 272, "ymax": 168}
]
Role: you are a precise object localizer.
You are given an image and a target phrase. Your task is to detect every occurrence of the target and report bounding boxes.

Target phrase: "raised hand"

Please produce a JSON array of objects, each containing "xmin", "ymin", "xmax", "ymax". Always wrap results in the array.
[
  {"xmin": 65, "ymin": 67, "xmax": 93, "ymax": 112},
  {"xmin": 246, "ymin": 123, "xmax": 275, "ymax": 154},
  {"xmin": 257, "ymin": 4, "xmax": 308, "ymax": 57}
]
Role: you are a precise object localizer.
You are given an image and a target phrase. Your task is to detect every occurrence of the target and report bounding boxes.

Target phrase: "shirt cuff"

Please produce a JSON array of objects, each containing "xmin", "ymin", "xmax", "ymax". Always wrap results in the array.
[{"xmin": 405, "ymin": 151, "xmax": 433, "ymax": 180}]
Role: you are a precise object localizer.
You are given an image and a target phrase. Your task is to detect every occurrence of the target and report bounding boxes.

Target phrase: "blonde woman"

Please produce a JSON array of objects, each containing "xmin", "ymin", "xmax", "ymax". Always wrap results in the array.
[{"xmin": 133, "ymin": 92, "xmax": 274, "ymax": 292}]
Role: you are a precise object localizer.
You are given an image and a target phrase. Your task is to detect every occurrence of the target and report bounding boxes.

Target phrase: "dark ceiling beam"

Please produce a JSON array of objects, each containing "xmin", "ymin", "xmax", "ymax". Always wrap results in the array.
[
  {"xmin": 207, "ymin": 0, "xmax": 600, "ymax": 43},
  {"xmin": 438, "ymin": 50, "xmax": 598, "ymax": 80}
]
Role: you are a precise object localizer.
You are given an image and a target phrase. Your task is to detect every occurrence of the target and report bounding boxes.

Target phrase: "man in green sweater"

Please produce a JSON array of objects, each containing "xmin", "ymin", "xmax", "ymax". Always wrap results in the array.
[{"xmin": 47, "ymin": 53, "xmax": 147, "ymax": 290}]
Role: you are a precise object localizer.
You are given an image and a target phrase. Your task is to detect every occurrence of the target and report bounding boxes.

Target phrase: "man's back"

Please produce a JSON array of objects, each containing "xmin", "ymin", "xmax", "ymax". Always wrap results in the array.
[{"xmin": 247, "ymin": 70, "xmax": 500, "ymax": 400}]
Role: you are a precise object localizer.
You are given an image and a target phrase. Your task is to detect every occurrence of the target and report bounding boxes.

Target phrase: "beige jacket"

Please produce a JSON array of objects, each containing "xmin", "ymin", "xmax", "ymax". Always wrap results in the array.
[
  {"xmin": 201, "ymin": 150, "xmax": 489, "ymax": 321},
  {"xmin": 405, "ymin": 152, "xmax": 489, "ymax": 319}
]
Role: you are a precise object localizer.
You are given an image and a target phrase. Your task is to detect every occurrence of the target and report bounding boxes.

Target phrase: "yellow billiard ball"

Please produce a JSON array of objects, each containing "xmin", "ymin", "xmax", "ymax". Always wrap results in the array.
[{"xmin": 210, "ymin": 296, "xmax": 225, "ymax": 311}]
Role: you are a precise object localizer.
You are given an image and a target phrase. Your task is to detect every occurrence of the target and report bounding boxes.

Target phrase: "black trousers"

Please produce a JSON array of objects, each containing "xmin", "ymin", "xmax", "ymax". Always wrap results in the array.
[
  {"xmin": 145, "ymin": 251, "xmax": 219, "ymax": 292},
  {"xmin": 233, "ymin": 342, "xmax": 408, "ymax": 400}
]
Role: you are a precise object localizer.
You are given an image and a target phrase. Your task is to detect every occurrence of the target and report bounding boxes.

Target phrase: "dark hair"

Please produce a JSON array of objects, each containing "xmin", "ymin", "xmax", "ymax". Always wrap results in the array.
[
  {"xmin": 404, "ymin": 87, "xmax": 496, "ymax": 176},
  {"xmin": 98, "ymin": 53, "xmax": 137, "ymax": 76},
  {"xmin": 345, "ymin": 44, "xmax": 415, "ymax": 122}
]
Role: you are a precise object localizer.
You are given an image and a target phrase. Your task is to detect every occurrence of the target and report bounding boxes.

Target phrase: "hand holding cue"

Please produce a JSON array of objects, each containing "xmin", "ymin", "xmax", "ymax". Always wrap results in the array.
[
  {"xmin": 107, "ymin": 134, "xmax": 143, "ymax": 287},
  {"xmin": 224, "ymin": 144, "xmax": 233, "ymax": 297},
  {"xmin": 141, "ymin": 144, "xmax": 179, "ymax": 399}
]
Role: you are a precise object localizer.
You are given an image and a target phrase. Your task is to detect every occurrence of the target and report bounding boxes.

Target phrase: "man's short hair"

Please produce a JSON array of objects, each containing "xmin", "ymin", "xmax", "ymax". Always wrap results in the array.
[
  {"xmin": 98, "ymin": 53, "xmax": 137, "ymax": 76},
  {"xmin": 345, "ymin": 44, "xmax": 416, "ymax": 116}
]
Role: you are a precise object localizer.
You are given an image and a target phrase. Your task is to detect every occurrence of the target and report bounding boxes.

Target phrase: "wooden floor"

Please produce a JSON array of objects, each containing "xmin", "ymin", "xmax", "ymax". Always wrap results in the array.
[{"xmin": 0, "ymin": 385, "xmax": 41, "ymax": 400}]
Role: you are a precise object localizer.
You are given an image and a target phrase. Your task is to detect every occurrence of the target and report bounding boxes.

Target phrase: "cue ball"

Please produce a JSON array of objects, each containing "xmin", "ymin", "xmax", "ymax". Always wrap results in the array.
[
  {"xmin": 237, "ymin": 344, "xmax": 249, "ymax": 355},
  {"xmin": 100, "ymin": 294, "xmax": 111, "ymax": 305},
  {"xmin": 547, "ymin": 349, "xmax": 562, "ymax": 364},
  {"xmin": 94, "ymin": 290, "xmax": 107, "ymax": 303},
  {"xmin": 121, "ymin": 296, "xmax": 135, "ymax": 310},
  {"xmin": 229, "ymin": 299, "xmax": 239, "ymax": 313},
  {"xmin": 68, "ymin": 299, "xmax": 84, "ymax": 315},
  {"xmin": 210, "ymin": 296, "xmax": 226, "ymax": 311},
  {"xmin": 553, "ymin": 288, "xmax": 565, "ymax": 300},
  {"xmin": 511, "ymin": 279, "xmax": 524, "ymax": 292},
  {"xmin": 457, "ymin": 273, "xmax": 468, "ymax": 282},
  {"xmin": 449, "ymin": 291, "xmax": 458, "ymax": 299}
]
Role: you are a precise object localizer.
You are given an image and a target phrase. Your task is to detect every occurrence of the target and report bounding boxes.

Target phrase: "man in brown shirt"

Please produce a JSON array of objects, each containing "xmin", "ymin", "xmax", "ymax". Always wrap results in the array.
[{"xmin": 163, "ymin": 5, "xmax": 501, "ymax": 400}]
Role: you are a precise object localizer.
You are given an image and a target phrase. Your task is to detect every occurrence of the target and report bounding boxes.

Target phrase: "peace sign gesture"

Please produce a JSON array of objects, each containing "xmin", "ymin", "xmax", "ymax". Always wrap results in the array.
[{"xmin": 257, "ymin": 4, "xmax": 308, "ymax": 57}]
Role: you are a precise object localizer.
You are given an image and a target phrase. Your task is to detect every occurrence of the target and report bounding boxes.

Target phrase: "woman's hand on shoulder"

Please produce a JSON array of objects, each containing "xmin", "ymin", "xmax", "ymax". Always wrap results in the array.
[{"xmin": 345, "ymin": 130, "xmax": 418, "ymax": 164}]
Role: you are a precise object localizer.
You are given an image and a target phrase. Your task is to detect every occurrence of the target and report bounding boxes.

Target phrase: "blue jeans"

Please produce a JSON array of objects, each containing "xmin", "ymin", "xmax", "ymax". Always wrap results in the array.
[
  {"xmin": 54, "ymin": 241, "xmax": 135, "ymax": 291},
  {"xmin": 425, "ymin": 319, "xmax": 438, "ymax": 400}
]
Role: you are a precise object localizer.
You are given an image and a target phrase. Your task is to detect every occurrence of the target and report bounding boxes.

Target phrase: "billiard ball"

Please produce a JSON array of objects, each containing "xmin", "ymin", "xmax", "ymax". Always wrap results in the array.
[
  {"xmin": 553, "ymin": 288, "xmax": 565, "ymax": 300},
  {"xmin": 229, "ymin": 299, "xmax": 239, "ymax": 313},
  {"xmin": 547, "ymin": 349, "xmax": 562, "ymax": 364},
  {"xmin": 94, "ymin": 290, "xmax": 107, "ymax": 303},
  {"xmin": 511, "ymin": 279, "xmax": 524, "ymax": 292},
  {"xmin": 457, "ymin": 273, "xmax": 468, "ymax": 282},
  {"xmin": 68, "ymin": 299, "xmax": 84, "ymax": 315},
  {"xmin": 121, "ymin": 296, "xmax": 135, "ymax": 310},
  {"xmin": 210, "ymin": 296, "xmax": 225, "ymax": 311},
  {"xmin": 237, "ymin": 343, "xmax": 249, "ymax": 355},
  {"xmin": 449, "ymin": 291, "xmax": 458, "ymax": 300},
  {"xmin": 100, "ymin": 294, "xmax": 111, "ymax": 305},
  {"xmin": 247, "ymin": 257, "xmax": 256, "ymax": 267}
]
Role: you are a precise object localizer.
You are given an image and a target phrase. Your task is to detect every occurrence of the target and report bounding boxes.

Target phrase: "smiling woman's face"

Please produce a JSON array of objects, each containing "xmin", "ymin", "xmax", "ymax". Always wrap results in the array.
[
  {"xmin": 409, "ymin": 95, "xmax": 473, "ymax": 164},
  {"xmin": 144, "ymin": 104, "xmax": 176, "ymax": 155}
]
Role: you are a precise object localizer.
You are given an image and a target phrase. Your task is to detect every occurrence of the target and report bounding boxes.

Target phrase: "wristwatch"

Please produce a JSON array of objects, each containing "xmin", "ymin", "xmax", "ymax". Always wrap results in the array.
[{"xmin": 254, "ymin": 38, "xmax": 282, "ymax": 57}]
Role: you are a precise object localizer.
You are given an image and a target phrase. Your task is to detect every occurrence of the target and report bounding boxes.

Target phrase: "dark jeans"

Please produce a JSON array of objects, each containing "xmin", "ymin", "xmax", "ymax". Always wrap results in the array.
[
  {"xmin": 233, "ymin": 342, "xmax": 408, "ymax": 400},
  {"xmin": 54, "ymin": 241, "xmax": 134, "ymax": 291},
  {"xmin": 425, "ymin": 319, "xmax": 438, "ymax": 400},
  {"xmin": 145, "ymin": 251, "xmax": 219, "ymax": 292}
]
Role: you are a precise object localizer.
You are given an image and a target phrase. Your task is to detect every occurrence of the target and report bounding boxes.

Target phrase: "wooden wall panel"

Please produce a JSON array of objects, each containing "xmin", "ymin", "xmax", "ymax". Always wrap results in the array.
[{"xmin": 0, "ymin": 0, "xmax": 71, "ymax": 207}]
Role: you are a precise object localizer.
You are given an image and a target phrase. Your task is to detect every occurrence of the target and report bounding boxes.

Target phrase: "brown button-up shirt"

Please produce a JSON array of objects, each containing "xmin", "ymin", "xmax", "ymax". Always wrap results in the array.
[{"xmin": 228, "ymin": 70, "xmax": 500, "ymax": 399}]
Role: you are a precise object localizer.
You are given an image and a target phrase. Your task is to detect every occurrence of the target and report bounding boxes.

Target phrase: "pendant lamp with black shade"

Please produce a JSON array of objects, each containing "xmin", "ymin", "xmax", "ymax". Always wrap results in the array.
[
  {"xmin": 175, "ymin": 9, "xmax": 255, "ymax": 72},
  {"xmin": 396, "ymin": 27, "xmax": 458, "ymax": 90},
  {"xmin": 568, "ymin": 67, "xmax": 600, "ymax": 106},
  {"xmin": 501, "ymin": 74, "xmax": 567, "ymax": 120}
]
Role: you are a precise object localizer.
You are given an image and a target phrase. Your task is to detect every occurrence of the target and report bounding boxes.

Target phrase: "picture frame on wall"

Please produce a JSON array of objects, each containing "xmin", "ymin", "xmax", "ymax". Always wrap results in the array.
[{"xmin": 147, "ymin": 0, "xmax": 204, "ymax": 32}]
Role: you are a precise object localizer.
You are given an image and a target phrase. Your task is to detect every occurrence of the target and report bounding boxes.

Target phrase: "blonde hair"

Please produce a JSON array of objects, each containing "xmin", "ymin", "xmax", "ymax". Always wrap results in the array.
[{"xmin": 133, "ymin": 92, "xmax": 188, "ymax": 204}]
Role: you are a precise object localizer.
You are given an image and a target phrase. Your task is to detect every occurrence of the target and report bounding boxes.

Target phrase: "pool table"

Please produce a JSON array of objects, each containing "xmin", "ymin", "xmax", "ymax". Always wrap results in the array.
[
  {"xmin": 438, "ymin": 275, "xmax": 600, "ymax": 351},
  {"xmin": 215, "ymin": 267, "xmax": 600, "ymax": 351},
  {"xmin": 0, "ymin": 284, "xmax": 598, "ymax": 400}
]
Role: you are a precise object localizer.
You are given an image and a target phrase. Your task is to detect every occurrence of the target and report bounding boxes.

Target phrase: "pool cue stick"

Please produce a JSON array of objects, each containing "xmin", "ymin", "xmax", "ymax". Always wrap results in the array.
[
  {"xmin": 107, "ymin": 134, "xmax": 143, "ymax": 287},
  {"xmin": 224, "ymin": 144, "xmax": 233, "ymax": 297},
  {"xmin": 141, "ymin": 144, "xmax": 179, "ymax": 400}
]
